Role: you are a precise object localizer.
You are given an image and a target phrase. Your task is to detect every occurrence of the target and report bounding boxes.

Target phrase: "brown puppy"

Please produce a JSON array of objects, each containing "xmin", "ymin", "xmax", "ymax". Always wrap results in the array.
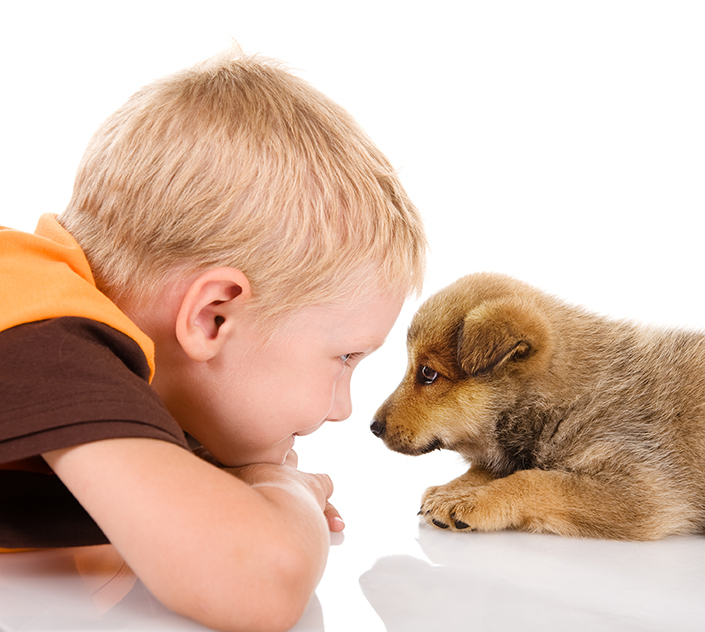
[{"xmin": 372, "ymin": 272, "xmax": 705, "ymax": 540}]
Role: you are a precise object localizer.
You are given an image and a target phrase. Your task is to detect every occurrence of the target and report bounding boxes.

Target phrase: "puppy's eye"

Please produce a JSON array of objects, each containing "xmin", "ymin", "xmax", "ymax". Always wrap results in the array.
[{"xmin": 417, "ymin": 365, "xmax": 439, "ymax": 385}]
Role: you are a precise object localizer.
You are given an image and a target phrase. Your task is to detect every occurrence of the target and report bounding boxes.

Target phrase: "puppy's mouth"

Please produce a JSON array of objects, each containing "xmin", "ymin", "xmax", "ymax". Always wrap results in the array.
[
  {"xmin": 418, "ymin": 436, "xmax": 444, "ymax": 454},
  {"xmin": 391, "ymin": 436, "xmax": 444, "ymax": 456}
]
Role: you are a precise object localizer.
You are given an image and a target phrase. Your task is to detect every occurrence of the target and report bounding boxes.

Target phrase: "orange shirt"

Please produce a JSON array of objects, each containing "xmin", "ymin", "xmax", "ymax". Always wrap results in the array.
[{"xmin": 0, "ymin": 214, "xmax": 154, "ymax": 380}]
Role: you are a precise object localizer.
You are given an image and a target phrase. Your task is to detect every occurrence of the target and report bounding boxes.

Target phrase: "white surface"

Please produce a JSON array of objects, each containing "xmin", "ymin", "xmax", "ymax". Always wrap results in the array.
[
  {"xmin": 2, "ymin": 482, "xmax": 705, "ymax": 632},
  {"xmin": 2, "ymin": 1, "xmax": 705, "ymax": 631}
]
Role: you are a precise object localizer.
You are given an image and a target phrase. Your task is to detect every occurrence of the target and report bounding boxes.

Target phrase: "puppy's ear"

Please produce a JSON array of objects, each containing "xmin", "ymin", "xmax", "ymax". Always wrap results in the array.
[{"xmin": 457, "ymin": 297, "xmax": 551, "ymax": 377}]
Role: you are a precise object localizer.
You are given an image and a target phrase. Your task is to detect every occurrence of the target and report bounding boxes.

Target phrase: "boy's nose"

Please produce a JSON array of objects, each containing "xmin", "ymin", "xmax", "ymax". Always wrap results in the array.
[{"xmin": 327, "ymin": 384, "xmax": 352, "ymax": 422}]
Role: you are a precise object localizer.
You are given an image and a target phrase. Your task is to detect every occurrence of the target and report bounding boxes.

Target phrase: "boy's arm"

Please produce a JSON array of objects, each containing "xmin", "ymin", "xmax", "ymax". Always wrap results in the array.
[{"xmin": 43, "ymin": 437, "xmax": 331, "ymax": 632}]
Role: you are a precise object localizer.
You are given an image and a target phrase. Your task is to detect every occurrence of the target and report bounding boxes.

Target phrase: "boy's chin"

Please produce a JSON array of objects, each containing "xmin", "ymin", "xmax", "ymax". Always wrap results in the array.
[{"xmin": 222, "ymin": 436, "xmax": 295, "ymax": 467}]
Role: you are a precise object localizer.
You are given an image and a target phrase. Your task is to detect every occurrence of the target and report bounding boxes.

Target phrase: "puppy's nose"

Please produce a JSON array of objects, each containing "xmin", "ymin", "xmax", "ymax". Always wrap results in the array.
[{"xmin": 370, "ymin": 419, "xmax": 386, "ymax": 438}]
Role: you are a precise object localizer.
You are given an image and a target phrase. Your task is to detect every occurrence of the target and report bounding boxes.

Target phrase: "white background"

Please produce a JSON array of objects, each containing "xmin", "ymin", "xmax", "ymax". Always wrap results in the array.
[
  {"xmin": 2, "ymin": 1, "xmax": 704, "ymax": 329},
  {"xmin": 1, "ymin": 2, "xmax": 705, "ymax": 631}
]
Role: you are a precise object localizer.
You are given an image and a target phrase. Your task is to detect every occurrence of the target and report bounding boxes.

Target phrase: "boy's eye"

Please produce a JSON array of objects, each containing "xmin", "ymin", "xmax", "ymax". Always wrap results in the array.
[{"xmin": 340, "ymin": 354, "xmax": 352, "ymax": 363}]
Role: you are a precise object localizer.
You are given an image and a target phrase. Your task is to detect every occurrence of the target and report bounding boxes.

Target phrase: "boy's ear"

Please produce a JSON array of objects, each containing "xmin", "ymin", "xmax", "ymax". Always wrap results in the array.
[{"xmin": 175, "ymin": 268, "xmax": 252, "ymax": 362}]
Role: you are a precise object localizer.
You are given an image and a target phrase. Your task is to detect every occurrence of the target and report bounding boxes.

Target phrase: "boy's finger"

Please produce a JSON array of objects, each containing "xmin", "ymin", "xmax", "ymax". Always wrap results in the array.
[
  {"xmin": 324, "ymin": 501, "xmax": 345, "ymax": 532},
  {"xmin": 284, "ymin": 449, "xmax": 298, "ymax": 469}
]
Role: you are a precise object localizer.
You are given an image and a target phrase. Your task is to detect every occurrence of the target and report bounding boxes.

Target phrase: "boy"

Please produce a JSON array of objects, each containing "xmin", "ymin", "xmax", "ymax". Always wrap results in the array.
[{"xmin": 0, "ymin": 48, "xmax": 426, "ymax": 632}]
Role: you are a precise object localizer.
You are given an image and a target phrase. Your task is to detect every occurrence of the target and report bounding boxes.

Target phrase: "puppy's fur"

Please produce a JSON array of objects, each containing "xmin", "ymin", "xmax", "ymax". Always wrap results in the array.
[{"xmin": 372, "ymin": 272, "xmax": 705, "ymax": 540}]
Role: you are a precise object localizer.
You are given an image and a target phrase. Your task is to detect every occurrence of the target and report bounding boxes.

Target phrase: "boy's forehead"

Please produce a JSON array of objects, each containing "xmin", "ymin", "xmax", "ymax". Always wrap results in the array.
[{"xmin": 286, "ymin": 292, "xmax": 404, "ymax": 345}]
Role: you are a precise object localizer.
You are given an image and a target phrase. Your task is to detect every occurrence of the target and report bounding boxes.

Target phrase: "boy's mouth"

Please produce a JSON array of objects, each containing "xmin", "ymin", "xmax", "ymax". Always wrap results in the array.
[{"xmin": 294, "ymin": 422, "xmax": 324, "ymax": 437}]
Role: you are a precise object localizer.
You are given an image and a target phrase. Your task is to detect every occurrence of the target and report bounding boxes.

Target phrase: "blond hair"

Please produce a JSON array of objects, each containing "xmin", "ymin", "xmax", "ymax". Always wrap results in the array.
[{"xmin": 59, "ymin": 48, "xmax": 426, "ymax": 321}]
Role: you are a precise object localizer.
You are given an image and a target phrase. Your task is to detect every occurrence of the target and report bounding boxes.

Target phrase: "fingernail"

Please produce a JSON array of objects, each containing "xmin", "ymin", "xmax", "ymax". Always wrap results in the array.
[{"xmin": 330, "ymin": 517, "xmax": 345, "ymax": 532}]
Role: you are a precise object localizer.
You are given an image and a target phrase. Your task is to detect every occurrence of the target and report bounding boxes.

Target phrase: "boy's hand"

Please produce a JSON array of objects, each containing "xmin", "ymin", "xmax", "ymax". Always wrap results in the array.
[
  {"xmin": 284, "ymin": 451, "xmax": 345, "ymax": 532},
  {"xmin": 284, "ymin": 450, "xmax": 345, "ymax": 531},
  {"xmin": 226, "ymin": 450, "xmax": 345, "ymax": 532}
]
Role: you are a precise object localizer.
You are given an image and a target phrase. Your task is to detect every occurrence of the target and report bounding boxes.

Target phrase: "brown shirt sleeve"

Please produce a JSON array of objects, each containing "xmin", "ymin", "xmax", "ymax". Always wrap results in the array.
[
  {"xmin": 0, "ymin": 317, "xmax": 187, "ymax": 461},
  {"xmin": 0, "ymin": 317, "xmax": 188, "ymax": 548}
]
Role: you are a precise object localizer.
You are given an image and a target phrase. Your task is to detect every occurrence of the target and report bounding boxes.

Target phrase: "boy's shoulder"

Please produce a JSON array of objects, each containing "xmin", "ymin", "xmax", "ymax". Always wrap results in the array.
[{"xmin": 0, "ymin": 214, "xmax": 155, "ymax": 375}]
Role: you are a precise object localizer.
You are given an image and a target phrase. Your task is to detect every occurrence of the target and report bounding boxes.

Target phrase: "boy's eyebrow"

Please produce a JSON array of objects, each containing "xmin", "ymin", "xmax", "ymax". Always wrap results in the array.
[{"xmin": 358, "ymin": 336, "xmax": 387, "ymax": 353}]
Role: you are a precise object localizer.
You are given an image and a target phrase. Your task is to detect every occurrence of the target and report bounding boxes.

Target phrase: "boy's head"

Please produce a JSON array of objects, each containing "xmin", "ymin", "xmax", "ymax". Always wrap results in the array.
[{"xmin": 59, "ymin": 47, "xmax": 426, "ymax": 324}]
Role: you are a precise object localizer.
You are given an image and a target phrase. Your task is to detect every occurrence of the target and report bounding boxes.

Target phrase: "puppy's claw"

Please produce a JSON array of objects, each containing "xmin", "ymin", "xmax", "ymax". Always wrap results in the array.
[
  {"xmin": 432, "ymin": 518, "xmax": 449, "ymax": 529},
  {"xmin": 454, "ymin": 520, "xmax": 470, "ymax": 529}
]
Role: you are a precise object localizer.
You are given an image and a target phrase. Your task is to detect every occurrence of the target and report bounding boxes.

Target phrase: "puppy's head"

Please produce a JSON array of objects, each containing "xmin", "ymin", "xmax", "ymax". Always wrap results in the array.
[{"xmin": 371, "ymin": 273, "xmax": 556, "ymax": 458}]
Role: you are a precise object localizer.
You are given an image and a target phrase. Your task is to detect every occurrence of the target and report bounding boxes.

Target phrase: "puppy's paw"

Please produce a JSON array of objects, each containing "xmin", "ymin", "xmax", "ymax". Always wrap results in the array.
[
  {"xmin": 419, "ymin": 484, "xmax": 479, "ymax": 531},
  {"xmin": 419, "ymin": 481, "xmax": 515, "ymax": 532}
]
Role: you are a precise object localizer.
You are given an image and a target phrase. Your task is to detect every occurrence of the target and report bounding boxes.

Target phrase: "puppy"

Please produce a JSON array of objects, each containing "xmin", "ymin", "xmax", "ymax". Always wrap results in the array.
[{"xmin": 372, "ymin": 272, "xmax": 705, "ymax": 540}]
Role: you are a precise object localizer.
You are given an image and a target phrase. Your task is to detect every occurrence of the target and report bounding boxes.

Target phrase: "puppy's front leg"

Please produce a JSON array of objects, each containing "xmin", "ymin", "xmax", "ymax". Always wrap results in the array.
[{"xmin": 420, "ymin": 468, "xmax": 670, "ymax": 539}]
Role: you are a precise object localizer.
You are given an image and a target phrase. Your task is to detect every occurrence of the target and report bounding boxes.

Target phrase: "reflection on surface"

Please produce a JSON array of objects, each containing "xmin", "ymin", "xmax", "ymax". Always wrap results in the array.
[
  {"xmin": 0, "ymin": 544, "xmax": 326, "ymax": 632},
  {"xmin": 290, "ymin": 594, "xmax": 325, "ymax": 631},
  {"xmin": 72, "ymin": 546, "xmax": 137, "ymax": 614},
  {"xmin": 3, "ymin": 527, "xmax": 705, "ymax": 632},
  {"xmin": 0, "ymin": 545, "xmax": 207, "ymax": 630},
  {"xmin": 360, "ymin": 525, "xmax": 705, "ymax": 632}
]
